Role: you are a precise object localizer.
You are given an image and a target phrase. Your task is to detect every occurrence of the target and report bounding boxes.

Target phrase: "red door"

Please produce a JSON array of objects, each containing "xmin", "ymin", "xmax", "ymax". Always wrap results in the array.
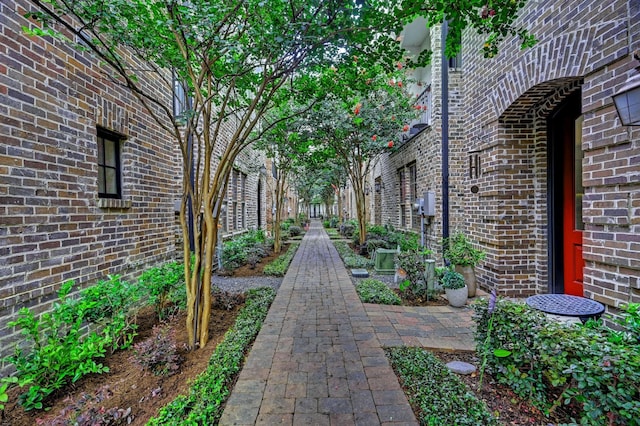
[{"xmin": 562, "ymin": 113, "xmax": 584, "ymax": 296}]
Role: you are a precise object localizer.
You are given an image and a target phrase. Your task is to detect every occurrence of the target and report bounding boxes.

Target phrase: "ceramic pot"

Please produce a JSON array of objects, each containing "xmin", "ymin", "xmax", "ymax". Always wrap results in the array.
[
  {"xmin": 445, "ymin": 286, "xmax": 468, "ymax": 308},
  {"xmin": 455, "ymin": 265, "xmax": 476, "ymax": 297}
]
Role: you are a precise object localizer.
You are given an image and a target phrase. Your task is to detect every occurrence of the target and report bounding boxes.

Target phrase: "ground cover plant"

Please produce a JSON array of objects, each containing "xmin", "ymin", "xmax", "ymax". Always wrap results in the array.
[
  {"xmin": 263, "ymin": 243, "xmax": 300, "ymax": 276},
  {"xmin": 355, "ymin": 278, "xmax": 402, "ymax": 305},
  {"xmin": 4, "ymin": 276, "xmax": 141, "ymax": 411},
  {"xmin": 147, "ymin": 287, "xmax": 276, "ymax": 425},
  {"xmin": 333, "ymin": 240, "xmax": 374, "ymax": 269},
  {"xmin": 386, "ymin": 347, "xmax": 498, "ymax": 425},
  {"xmin": 473, "ymin": 299, "xmax": 640, "ymax": 425}
]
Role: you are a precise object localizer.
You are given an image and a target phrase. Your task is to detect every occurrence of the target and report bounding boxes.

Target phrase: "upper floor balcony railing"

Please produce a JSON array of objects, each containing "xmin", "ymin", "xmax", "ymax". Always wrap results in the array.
[{"xmin": 401, "ymin": 85, "xmax": 431, "ymax": 142}]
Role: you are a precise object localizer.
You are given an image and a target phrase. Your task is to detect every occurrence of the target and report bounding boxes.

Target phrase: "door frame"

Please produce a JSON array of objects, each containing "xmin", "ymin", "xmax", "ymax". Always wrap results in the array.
[{"xmin": 547, "ymin": 89, "xmax": 582, "ymax": 294}]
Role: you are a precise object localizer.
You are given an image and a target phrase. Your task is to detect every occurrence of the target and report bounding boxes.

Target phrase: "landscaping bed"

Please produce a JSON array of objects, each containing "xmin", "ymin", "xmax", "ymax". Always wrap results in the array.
[{"xmin": 2, "ymin": 303, "xmax": 241, "ymax": 425}]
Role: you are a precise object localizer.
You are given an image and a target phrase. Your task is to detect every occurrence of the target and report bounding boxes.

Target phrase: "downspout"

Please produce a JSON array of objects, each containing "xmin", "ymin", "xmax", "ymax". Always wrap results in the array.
[{"xmin": 441, "ymin": 21, "xmax": 450, "ymax": 243}]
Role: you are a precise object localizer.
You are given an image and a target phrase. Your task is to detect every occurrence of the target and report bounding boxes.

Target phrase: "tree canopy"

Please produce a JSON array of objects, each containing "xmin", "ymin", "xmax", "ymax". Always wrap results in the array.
[{"xmin": 24, "ymin": 0, "xmax": 534, "ymax": 349}]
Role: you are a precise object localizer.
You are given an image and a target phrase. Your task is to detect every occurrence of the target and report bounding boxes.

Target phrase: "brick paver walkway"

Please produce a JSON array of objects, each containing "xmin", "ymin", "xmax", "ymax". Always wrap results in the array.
[{"xmin": 219, "ymin": 221, "xmax": 475, "ymax": 425}]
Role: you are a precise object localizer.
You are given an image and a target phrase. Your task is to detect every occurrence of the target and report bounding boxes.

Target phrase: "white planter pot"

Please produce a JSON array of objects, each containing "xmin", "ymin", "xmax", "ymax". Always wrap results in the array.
[{"xmin": 445, "ymin": 286, "xmax": 468, "ymax": 308}]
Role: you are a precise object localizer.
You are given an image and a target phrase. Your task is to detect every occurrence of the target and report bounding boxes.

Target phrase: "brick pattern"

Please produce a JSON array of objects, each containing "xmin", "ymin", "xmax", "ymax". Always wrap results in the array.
[
  {"xmin": 0, "ymin": 0, "xmax": 264, "ymax": 377},
  {"xmin": 461, "ymin": 0, "xmax": 639, "ymax": 308},
  {"xmin": 374, "ymin": 0, "xmax": 639, "ymax": 310},
  {"xmin": 0, "ymin": 0, "xmax": 180, "ymax": 374},
  {"xmin": 372, "ymin": 24, "xmax": 466, "ymax": 259}
]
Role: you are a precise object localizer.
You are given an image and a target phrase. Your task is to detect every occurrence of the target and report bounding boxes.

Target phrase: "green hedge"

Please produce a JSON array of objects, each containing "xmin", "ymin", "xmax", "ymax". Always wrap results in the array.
[
  {"xmin": 355, "ymin": 279, "xmax": 401, "ymax": 305},
  {"xmin": 147, "ymin": 287, "xmax": 276, "ymax": 425},
  {"xmin": 333, "ymin": 241, "xmax": 374, "ymax": 269},
  {"xmin": 263, "ymin": 243, "xmax": 299, "ymax": 276},
  {"xmin": 386, "ymin": 347, "xmax": 497, "ymax": 425},
  {"xmin": 473, "ymin": 299, "xmax": 640, "ymax": 425}
]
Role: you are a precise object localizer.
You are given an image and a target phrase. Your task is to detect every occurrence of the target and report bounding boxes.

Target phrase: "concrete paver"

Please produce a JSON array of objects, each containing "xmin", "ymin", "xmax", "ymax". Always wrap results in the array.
[{"xmin": 219, "ymin": 221, "xmax": 476, "ymax": 425}]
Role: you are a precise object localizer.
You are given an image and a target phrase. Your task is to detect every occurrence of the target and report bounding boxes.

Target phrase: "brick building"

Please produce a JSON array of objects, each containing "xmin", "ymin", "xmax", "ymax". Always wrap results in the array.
[
  {"xmin": 0, "ymin": 0, "xmax": 265, "ymax": 376},
  {"xmin": 372, "ymin": 0, "xmax": 639, "ymax": 310}
]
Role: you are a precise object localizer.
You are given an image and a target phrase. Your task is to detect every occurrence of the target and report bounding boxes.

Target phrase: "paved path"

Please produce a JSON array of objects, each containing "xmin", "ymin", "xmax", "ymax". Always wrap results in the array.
[{"xmin": 219, "ymin": 221, "xmax": 475, "ymax": 425}]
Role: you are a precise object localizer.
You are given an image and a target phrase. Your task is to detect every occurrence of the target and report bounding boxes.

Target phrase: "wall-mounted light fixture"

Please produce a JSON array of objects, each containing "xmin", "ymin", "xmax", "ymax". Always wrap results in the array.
[
  {"xmin": 374, "ymin": 182, "xmax": 382, "ymax": 193},
  {"xmin": 613, "ymin": 51, "xmax": 640, "ymax": 126}
]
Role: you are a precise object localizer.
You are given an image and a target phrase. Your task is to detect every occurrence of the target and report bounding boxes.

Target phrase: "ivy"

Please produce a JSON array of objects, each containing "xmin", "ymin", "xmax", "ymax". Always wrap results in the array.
[
  {"xmin": 355, "ymin": 278, "xmax": 402, "ymax": 305},
  {"xmin": 473, "ymin": 299, "xmax": 640, "ymax": 424}
]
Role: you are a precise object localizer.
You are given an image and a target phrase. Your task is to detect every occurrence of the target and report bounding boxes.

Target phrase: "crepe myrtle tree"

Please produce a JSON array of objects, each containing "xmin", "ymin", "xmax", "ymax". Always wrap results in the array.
[
  {"xmin": 23, "ymin": 0, "xmax": 533, "ymax": 350},
  {"xmin": 306, "ymin": 61, "xmax": 419, "ymax": 246},
  {"xmin": 255, "ymin": 102, "xmax": 315, "ymax": 254}
]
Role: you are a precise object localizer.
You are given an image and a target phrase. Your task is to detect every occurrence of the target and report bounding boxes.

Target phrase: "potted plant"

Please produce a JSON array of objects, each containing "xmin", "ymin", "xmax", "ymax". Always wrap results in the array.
[
  {"xmin": 441, "ymin": 268, "xmax": 467, "ymax": 307},
  {"xmin": 443, "ymin": 232, "xmax": 486, "ymax": 297}
]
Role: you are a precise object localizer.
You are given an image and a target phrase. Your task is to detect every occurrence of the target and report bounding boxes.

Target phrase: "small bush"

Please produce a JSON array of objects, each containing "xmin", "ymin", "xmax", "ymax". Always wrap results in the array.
[
  {"xmin": 340, "ymin": 222, "xmax": 355, "ymax": 238},
  {"xmin": 132, "ymin": 324, "xmax": 182, "ymax": 376},
  {"xmin": 473, "ymin": 299, "xmax": 640, "ymax": 424},
  {"xmin": 221, "ymin": 230, "xmax": 267, "ymax": 271},
  {"xmin": 288, "ymin": 225, "xmax": 303, "ymax": 237},
  {"xmin": 148, "ymin": 287, "xmax": 276, "ymax": 425},
  {"xmin": 139, "ymin": 261, "xmax": 185, "ymax": 320},
  {"xmin": 37, "ymin": 386, "xmax": 132, "ymax": 426},
  {"xmin": 264, "ymin": 243, "xmax": 299, "ymax": 276},
  {"xmin": 6, "ymin": 282, "xmax": 111, "ymax": 411},
  {"xmin": 355, "ymin": 279, "xmax": 401, "ymax": 305},
  {"xmin": 386, "ymin": 347, "xmax": 498, "ymax": 425},
  {"xmin": 366, "ymin": 238, "xmax": 390, "ymax": 253}
]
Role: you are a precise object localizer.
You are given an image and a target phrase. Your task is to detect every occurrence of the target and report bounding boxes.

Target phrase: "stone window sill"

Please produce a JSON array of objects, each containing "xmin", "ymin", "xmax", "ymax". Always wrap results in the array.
[{"xmin": 97, "ymin": 198, "xmax": 132, "ymax": 209}]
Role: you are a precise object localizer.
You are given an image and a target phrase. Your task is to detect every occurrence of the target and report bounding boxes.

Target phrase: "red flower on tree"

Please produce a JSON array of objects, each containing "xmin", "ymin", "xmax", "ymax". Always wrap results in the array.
[
  {"xmin": 388, "ymin": 141, "xmax": 394, "ymax": 148},
  {"xmin": 371, "ymin": 135, "xmax": 377, "ymax": 141}
]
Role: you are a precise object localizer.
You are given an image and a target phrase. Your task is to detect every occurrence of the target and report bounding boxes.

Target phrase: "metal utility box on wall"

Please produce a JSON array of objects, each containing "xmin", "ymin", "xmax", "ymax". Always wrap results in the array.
[
  {"xmin": 374, "ymin": 248, "xmax": 397, "ymax": 274},
  {"xmin": 423, "ymin": 191, "xmax": 435, "ymax": 217}
]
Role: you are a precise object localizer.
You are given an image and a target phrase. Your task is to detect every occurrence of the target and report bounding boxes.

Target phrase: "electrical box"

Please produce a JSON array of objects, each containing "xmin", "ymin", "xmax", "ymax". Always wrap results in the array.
[{"xmin": 423, "ymin": 191, "xmax": 435, "ymax": 217}]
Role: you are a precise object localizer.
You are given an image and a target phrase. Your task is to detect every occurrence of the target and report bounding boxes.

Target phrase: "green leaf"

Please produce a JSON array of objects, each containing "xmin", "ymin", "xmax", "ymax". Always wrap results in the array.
[{"xmin": 493, "ymin": 349, "xmax": 512, "ymax": 358}]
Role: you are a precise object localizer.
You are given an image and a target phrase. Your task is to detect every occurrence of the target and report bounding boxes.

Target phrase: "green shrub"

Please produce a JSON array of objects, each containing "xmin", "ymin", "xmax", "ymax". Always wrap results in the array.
[
  {"xmin": 333, "ymin": 241, "xmax": 374, "ymax": 269},
  {"xmin": 365, "ymin": 238, "xmax": 390, "ymax": 253},
  {"xmin": 6, "ymin": 282, "xmax": 111, "ymax": 410},
  {"xmin": 148, "ymin": 287, "xmax": 276, "ymax": 425},
  {"xmin": 396, "ymin": 249, "xmax": 431, "ymax": 298},
  {"xmin": 323, "ymin": 220, "xmax": 330, "ymax": 228},
  {"xmin": 221, "ymin": 230, "xmax": 267, "ymax": 271},
  {"xmin": 386, "ymin": 347, "xmax": 498, "ymax": 425},
  {"xmin": 139, "ymin": 261, "xmax": 185, "ymax": 319},
  {"xmin": 473, "ymin": 299, "xmax": 640, "ymax": 424},
  {"xmin": 288, "ymin": 225, "xmax": 303, "ymax": 237},
  {"xmin": 280, "ymin": 221, "xmax": 291, "ymax": 231},
  {"xmin": 263, "ymin": 243, "xmax": 299, "ymax": 276},
  {"xmin": 340, "ymin": 222, "xmax": 356, "ymax": 238},
  {"xmin": 355, "ymin": 279, "xmax": 401, "ymax": 305}
]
